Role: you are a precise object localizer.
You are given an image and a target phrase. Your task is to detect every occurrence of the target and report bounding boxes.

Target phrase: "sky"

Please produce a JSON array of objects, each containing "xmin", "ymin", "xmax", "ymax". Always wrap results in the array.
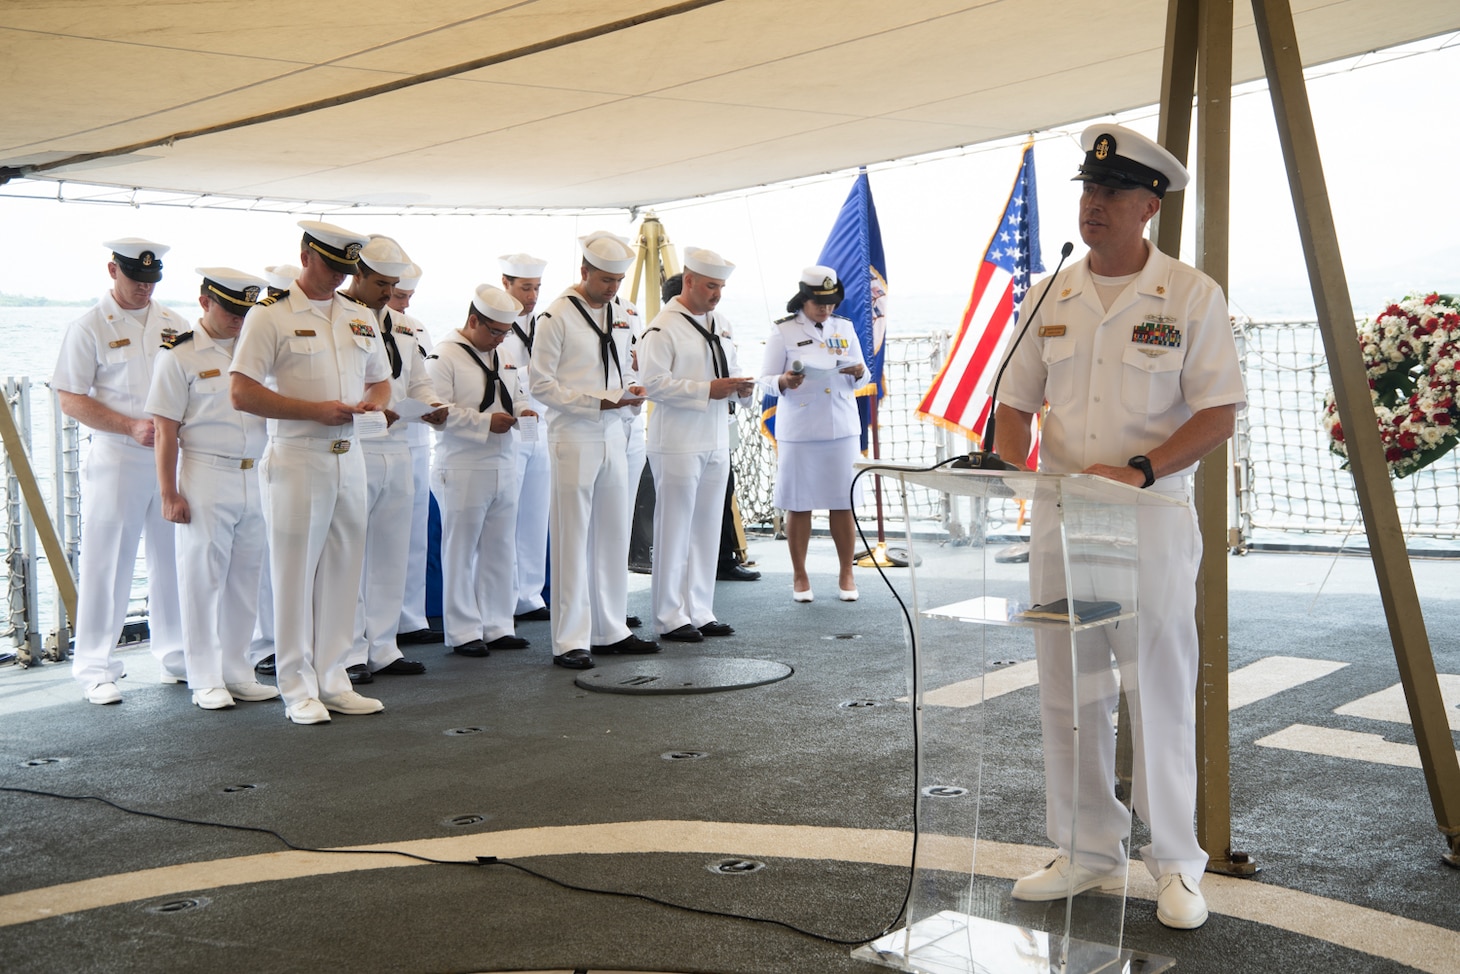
[{"xmin": 1, "ymin": 34, "xmax": 1457, "ymax": 341}]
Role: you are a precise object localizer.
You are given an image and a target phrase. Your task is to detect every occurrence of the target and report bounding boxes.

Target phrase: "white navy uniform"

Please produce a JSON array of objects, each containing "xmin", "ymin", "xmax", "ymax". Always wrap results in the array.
[
  {"xmin": 145, "ymin": 328, "xmax": 267, "ymax": 689},
  {"xmin": 613, "ymin": 296, "xmax": 647, "ymax": 542},
  {"xmin": 53, "ymin": 292, "xmax": 189, "ymax": 687},
  {"xmin": 230, "ymin": 290, "xmax": 390, "ymax": 709},
  {"xmin": 395, "ymin": 311, "xmax": 436, "ymax": 635},
  {"xmin": 529, "ymin": 288, "xmax": 638, "ymax": 654},
  {"xmin": 499, "ymin": 314, "xmax": 550, "ymax": 615},
  {"xmin": 757, "ymin": 311, "xmax": 866, "ymax": 511},
  {"xmin": 639, "ymin": 298, "xmax": 749, "ymax": 634},
  {"xmin": 427, "ymin": 332, "xmax": 524, "ymax": 647},
  {"xmin": 350, "ymin": 308, "xmax": 437, "ymax": 670},
  {"xmin": 996, "ymin": 240, "xmax": 1246, "ymax": 880}
]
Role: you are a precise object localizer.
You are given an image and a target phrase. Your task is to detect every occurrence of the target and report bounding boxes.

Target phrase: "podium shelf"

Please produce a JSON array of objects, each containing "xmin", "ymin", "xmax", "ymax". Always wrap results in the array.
[{"xmin": 923, "ymin": 596, "xmax": 1135, "ymax": 631}]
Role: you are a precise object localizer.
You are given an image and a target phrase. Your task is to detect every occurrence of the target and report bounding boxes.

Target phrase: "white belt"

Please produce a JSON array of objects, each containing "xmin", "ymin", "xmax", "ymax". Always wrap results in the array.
[{"xmin": 181, "ymin": 450, "xmax": 257, "ymax": 470}]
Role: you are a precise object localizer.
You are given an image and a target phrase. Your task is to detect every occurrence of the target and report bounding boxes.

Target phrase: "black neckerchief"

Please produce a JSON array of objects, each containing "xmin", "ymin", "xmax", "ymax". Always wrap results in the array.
[
  {"xmin": 679, "ymin": 311, "xmax": 728, "ymax": 379},
  {"xmin": 381, "ymin": 310, "xmax": 403, "ymax": 379},
  {"xmin": 566, "ymin": 295, "xmax": 622, "ymax": 387},
  {"xmin": 455, "ymin": 340, "xmax": 511, "ymax": 414},
  {"xmin": 512, "ymin": 315, "xmax": 534, "ymax": 356}
]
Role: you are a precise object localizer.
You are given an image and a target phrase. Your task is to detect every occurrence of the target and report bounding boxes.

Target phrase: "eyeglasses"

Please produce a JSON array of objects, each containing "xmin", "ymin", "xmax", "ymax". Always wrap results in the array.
[{"xmin": 485, "ymin": 325, "xmax": 512, "ymax": 338}]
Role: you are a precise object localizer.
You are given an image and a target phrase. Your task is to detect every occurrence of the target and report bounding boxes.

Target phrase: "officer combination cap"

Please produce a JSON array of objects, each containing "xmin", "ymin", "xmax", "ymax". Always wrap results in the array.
[
  {"xmin": 104, "ymin": 237, "xmax": 169, "ymax": 283},
  {"xmin": 358, "ymin": 235, "xmax": 413, "ymax": 279},
  {"xmin": 395, "ymin": 263, "xmax": 423, "ymax": 291},
  {"xmin": 683, "ymin": 247, "xmax": 735, "ymax": 281},
  {"xmin": 297, "ymin": 220, "xmax": 368, "ymax": 273},
  {"xmin": 800, "ymin": 264, "xmax": 845, "ymax": 300},
  {"xmin": 471, "ymin": 284, "xmax": 524, "ymax": 324},
  {"xmin": 1073, "ymin": 123, "xmax": 1189, "ymax": 198},
  {"xmin": 498, "ymin": 253, "xmax": 548, "ymax": 278},
  {"xmin": 263, "ymin": 264, "xmax": 301, "ymax": 292},
  {"xmin": 579, "ymin": 231, "xmax": 635, "ymax": 275},
  {"xmin": 197, "ymin": 267, "xmax": 268, "ymax": 316}
]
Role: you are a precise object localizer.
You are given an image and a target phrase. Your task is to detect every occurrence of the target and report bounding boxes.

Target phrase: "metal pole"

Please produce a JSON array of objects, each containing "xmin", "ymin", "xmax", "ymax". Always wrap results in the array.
[{"xmin": 1252, "ymin": 0, "xmax": 1460, "ymax": 866}]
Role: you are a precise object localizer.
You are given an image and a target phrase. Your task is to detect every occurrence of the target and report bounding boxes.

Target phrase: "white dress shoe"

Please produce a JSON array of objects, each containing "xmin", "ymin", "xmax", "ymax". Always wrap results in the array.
[
  {"xmin": 838, "ymin": 587, "xmax": 859, "ymax": 602},
  {"xmin": 159, "ymin": 671, "xmax": 187, "ymax": 685},
  {"xmin": 319, "ymin": 690, "xmax": 384, "ymax": 715},
  {"xmin": 191, "ymin": 687, "xmax": 236, "ymax": 710},
  {"xmin": 83, "ymin": 682, "xmax": 122, "ymax": 705},
  {"xmin": 225, "ymin": 680, "xmax": 281, "ymax": 702},
  {"xmin": 792, "ymin": 587, "xmax": 814, "ymax": 603},
  {"xmin": 285, "ymin": 699, "xmax": 331, "ymax": 724},
  {"xmin": 1156, "ymin": 873, "xmax": 1209, "ymax": 929},
  {"xmin": 1011, "ymin": 855, "xmax": 1124, "ymax": 902}
]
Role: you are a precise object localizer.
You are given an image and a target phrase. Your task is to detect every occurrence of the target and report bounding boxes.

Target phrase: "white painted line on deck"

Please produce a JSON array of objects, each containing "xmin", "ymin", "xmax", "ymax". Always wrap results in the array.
[
  {"xmin": 1335, "ymin": 675, "xmax": 1460, "ymax": 731},
  {"xmin": 1255, "ymin": 723, "xmax": 1460, "ymax": 769},
  {"xmin": 0, "ymin": 820, "xmax": 1455, "ymax": 974},
  {"xmin": 1227, "ymin": 656, "xmax": 1348, "ymax": 710},
  {"xmin": 910, "ymin": 660, "xmax": 1040, "ymax": 708}
]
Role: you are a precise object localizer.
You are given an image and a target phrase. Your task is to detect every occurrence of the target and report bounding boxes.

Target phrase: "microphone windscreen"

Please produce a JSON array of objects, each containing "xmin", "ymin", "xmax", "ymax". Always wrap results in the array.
[
  {"xmin": 1061, "ymin": 241, "xmax": 1074, "ymax": 258},
  {"xmin": 790, "ymin": 360, "xmax": 804, "ymax": 374}
]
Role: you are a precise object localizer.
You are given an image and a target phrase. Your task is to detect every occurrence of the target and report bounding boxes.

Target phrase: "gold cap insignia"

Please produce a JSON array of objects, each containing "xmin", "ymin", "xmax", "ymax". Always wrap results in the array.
[
  {"xmin": 1094, "ymin": 135, "xmax": 1112, "ymax": 161},
  {"xmin": 344, "ymin": 243, "xmax": 362, "ymax": 261},
  {"xmin": 141, "ymin": 252, "xmax": 155, "ymax": 266},
  {"xmin": 243, "ymin": 285, "xmax": 261, "ymax": 302}
]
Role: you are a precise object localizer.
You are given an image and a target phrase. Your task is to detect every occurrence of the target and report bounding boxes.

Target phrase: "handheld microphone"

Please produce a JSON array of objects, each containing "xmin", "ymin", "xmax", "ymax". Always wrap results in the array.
[
  {"xmin": 790, "ymin": 360, "xmax": 804, "ymax": 374},
  {"xmin": 953, "ymin": 241, "xmax": 1075, "ymax": 470}
]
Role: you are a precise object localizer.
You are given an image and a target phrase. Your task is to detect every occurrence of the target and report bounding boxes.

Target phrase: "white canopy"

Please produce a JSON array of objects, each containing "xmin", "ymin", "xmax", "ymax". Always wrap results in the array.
[{"xmin": 3, "ymin": 0, "xmax": 1455, "ymax": 209}]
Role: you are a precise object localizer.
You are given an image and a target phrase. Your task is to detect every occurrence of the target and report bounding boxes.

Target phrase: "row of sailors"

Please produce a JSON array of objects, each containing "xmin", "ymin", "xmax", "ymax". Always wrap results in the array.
[{"xmin": 53, "ymin": 224, "xmax": 858, "ymax": 724}]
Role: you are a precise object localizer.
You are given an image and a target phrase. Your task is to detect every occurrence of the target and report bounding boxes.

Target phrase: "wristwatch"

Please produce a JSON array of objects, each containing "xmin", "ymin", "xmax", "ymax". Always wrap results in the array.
[{"xmin": 1127, "ymin": 455, "xmax": 1155, "ymax": 488}]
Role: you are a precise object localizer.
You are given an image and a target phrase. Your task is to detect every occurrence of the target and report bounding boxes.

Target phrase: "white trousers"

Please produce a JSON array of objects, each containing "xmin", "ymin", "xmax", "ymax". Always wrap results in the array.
[
  {"xmin": 624, "ymin": 414, "xmax": 646, "ymax": 529},
  {"xmin": 547, "ymin": 430, "xmax": 630, "ymax": 653},
  {"xmin": 433, "ymin": 465, "xmax": 518, "ymax": 647},
  {"xmin": 349, "ymin": 446, "xmax": 414, "ymax": 669},
  {"xmin": 258, "ymin": 438, "xmax": 367, "ymax": 707},
  {"xmin": 71, "ymin": 436, "xmax": 183, "ymax": 687},
  {"xmin": 249, "ymin": 545, "xmax": 274, "ymax": 666},
  {"xmin": 512, "ymin": 432, "xmax": 550, "ymax": 614},
  {"xmin": 398, "ymin": 440, "xmax": 432, "ymax": 632},
  {"xmin": 1029, "ymin": 498, "xmax": 1208, "ymax": 879},
  {"xmin": 176, "ymin": 452, "xmax": 265, "ymax": 688},
  {"xmin": 648, "ymin": 449, "xmax": 728, "ymax": 634}
]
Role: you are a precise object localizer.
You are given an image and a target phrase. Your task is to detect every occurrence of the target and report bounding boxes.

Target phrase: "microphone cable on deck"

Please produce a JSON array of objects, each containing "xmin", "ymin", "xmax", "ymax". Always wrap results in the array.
[{"xmin": 1, "ymin": 457, "xmax": 973, "ymax": 952}]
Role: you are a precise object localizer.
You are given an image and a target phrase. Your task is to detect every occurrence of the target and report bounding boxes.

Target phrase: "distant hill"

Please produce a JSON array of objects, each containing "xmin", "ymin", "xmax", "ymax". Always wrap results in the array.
[
  {"xmin": 0, "ymin": 292, "xmax": 190, "ymax": 309},
  {"xmin": 0, "ymin": 293, "xmax": 93, "ymax": 307}
]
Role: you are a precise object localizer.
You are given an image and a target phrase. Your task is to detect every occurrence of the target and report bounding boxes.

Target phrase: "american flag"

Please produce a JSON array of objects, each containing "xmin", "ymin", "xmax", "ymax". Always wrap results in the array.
[{"xmin": 916, "ymin": 141, "xmax": 1043, "ymax": 442}]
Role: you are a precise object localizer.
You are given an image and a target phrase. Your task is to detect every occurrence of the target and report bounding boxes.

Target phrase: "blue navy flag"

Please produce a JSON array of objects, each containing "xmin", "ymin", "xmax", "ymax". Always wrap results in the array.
[{"xmin": 761, "ymin": 169, "xmax": 888, "ymax": 449}]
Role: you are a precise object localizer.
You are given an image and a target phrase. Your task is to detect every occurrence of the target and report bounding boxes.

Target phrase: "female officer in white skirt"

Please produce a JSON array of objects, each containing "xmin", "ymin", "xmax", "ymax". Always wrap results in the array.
[{"xmin": 758, "ymin": 266, "xmax": 866, "ymax": 602}]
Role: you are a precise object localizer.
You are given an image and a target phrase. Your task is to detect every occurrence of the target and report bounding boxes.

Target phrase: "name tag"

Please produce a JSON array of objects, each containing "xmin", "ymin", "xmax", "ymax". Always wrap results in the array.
[
  {"xmin": 198, "ymin": 368, "xmax": 221, "ymax": 379},
  {"xmin": 349, "ymin": 321, "xmax": 376, "ymax": 338},
  {"xmin": 796, "ymin": 339, "xmax": 814, "ymax": 347},
  {"xmin": 294, "ymin": 329, "xmax": 317, "ymax": 337},
  {"xmin": 1038, "ymin": 325, "xmax": 1066, "ymax": 337},
  {"xmin": 108, "ymin": 338, "xmax": 131, "ymax": 348}
]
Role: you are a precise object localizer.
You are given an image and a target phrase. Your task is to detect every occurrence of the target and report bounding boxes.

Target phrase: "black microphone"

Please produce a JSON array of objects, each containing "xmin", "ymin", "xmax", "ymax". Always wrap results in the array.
[
  {"xmin": 953, "ymin": 240, "xmax": 1075, "ymax": 470},
  {"xmin": 790, "ymin": 359, "xmax": 804, "ymax": 375}
]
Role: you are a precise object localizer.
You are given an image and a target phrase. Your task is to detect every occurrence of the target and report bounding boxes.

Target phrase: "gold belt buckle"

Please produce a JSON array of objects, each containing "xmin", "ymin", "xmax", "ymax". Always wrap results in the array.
[
  {"xmin": 239, "ymin": 458, "xmax": 255, "ymax": 470},
  {"xmin": 330, "ymin": 439, "xmax": 351, "ymax": 454}
]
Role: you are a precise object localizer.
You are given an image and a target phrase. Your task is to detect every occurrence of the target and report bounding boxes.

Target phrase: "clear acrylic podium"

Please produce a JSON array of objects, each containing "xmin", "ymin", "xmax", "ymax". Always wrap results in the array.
[{"xmin": 851, "ymin": 462, "xmax": 1181, "ymax": 974}]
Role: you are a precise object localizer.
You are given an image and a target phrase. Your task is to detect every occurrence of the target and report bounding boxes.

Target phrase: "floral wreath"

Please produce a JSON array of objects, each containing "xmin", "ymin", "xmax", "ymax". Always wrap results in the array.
[{"xmin": 1322, "ymin": 292, "xmax": 1460, "ymax": 479}]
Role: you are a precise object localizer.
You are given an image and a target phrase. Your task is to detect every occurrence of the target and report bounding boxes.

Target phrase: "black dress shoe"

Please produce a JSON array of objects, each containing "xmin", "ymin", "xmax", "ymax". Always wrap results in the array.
[
  {"xmin": 346, "ymin": 664, "xmax": 375, "ymax": 685},
  {"xmin": 452, "ymin": 639, "xmax": 490, "ymax": 658},
  {"xmin": 397, "ymin": 628, "xmax": 444, "ymax": 645},
  {"xmin": 626, "ymin": 614, "xmax": 642, "ymax": 628},
  {"xmin": 716, "ymin": 563, "xmax": 762, "ymax": 581},
  {"xmin": 375, "ymin": 658, "xmax": 426, "ymax": 675},
  {"xmin": 487, "ymin": 634, "xmax": 529, "ymax": 650},
  {"xmin": 553, "ymin": 649, "xmax": 594, "ymax": 669},
  {"xmin": 661, "ymin": 624, "xmax": 703, "ymax": 643},
  {"xmin": 592, "ymin": 634, "xmax": 661, "ymax": 655},
  {"xmin": 254, "ymin": 655, "xmax": 276, "ymax": 677},
  {"xmin": 698, "ymin": 621, "xmax": 735, "ymax": 638},
  {"xmin": 513, "ymin": 606, "xmax": 551, "ymax": 622}
]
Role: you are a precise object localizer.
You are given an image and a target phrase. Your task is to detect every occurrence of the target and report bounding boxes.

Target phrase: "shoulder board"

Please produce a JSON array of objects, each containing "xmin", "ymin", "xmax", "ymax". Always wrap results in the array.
[
  {"xmin": 258, "ymin": 291, "xmax": 285, "ymax": 306},
  {"xmin": 160, "ymin": 330, "xmax": 194, "ymax": 349},
  {"xmin": 830, "ymin": 314, "xmax": 854, "ymax": 324},
  {"xmin": 343, "ymin": 293, "xmax": 367, "ymax": 307},
  {"xmin": 774, "ymin": 314, "xmax": 795, "ymax": 324}
]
